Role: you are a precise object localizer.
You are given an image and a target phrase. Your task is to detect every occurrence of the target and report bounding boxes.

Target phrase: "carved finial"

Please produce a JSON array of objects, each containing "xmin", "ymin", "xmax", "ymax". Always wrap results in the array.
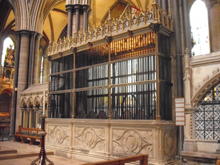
[
  {"xmin": 153, "ymin": 0, "xmax": 158, "ymax": 4},
  {"xmin": 108, "ymin": 10, "xmax": 111, "ymax": 21}
]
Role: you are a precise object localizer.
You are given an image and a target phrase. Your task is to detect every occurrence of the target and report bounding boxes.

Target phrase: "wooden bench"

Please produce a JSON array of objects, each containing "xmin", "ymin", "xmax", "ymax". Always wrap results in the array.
[
  {"xmin": 15, "ymin": 126, "xmax": 42, "ymax": 144},
  {"xmin": 83, "ymin": 154, "xmax": 148, "ymax": 165}
]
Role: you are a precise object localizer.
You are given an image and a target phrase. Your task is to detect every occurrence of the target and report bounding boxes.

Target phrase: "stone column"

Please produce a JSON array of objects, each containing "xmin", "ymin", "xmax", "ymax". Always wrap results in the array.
[
  {"xmin": 10, "ymin": 31, "xmax": 20, "ymax": 136},
  {"xmin": 13, "ymin": 31, "xmax": 30, "ymax": 133},
  {"xmin": 0, "ymin": 36, "xmax": 4, "ymax": 67},
  {"xmin": 173, "ymin": 0, "xmax": 184, "ymax": 97},
  {"xmin": 10, "ymin": 30, "xmax": 41, "ymax": 135},
  {"xmin": 184, "ymin": 49, "xmax": 193, "ymax": 141},
  {"xmin": 183, "ymin": 0, "xmax": 191, "ymax": 52},
  {"xmin": 43, "ymin": 55, "xmax": 49, "ymax": 83},
  {"xmin": 82, "ymin": 5, "xmax": 89, "ymax": 32},
  {"xmin": 66, "ymin": 4, "xmax": 74, "ymax": 37},
  {"xmin": 32, "ymin": 33, "xmax": 42, "ymax": 84},
  {"xmin": 30, "ymin": 32, "xmax": 41, "ymax": 85},
  {"xmin": 171, "ymin": 0, "xmax": 184, "ymax": 156},
  {"xmin": 161, "ymin": 0, "xmax": 167, "ymax": 11},
  {"xmin": 72, "ymin": 5, "xmax": 80, "ymax": 34}
]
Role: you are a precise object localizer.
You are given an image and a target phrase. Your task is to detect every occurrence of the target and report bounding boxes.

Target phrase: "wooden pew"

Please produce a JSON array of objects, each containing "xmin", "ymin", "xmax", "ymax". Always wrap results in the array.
[
  {"xmin": 83, "ymin": 154, "xmax": 148, "ymax": 165},
  {"xmin": 15, "ymin": 126, "xmax": 42, "ymax": 144}
]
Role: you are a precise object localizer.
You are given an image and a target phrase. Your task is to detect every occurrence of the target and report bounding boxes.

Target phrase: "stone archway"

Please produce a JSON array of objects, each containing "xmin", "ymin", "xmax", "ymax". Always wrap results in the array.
[{"xmin": 192, "ymin": 72, "xmax": 220, "ymax": 107}]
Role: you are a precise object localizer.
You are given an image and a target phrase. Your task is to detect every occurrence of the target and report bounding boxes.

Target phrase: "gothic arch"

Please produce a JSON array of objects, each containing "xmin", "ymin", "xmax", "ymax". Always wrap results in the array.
[
  {"xmin": 192, "ymin": 71, "xmax": 220, "ymax": 106},
  {"xmin": 20, "ymin": 97, "xmax": 27, "ymax": 108},
  {"xmin": 101, "ymin": 0, "xmax": 133, "ymax": 24},
  {"xmin": 27, "ymin": 97, "xmax": 34, "ymax": 108},
  {"xmin": 34, "ymin": 96, "xmax": 41, "ymax": 107},
  {"xmin": 12, "ymin": 0, "xmax": 64, "ymax": 32}
]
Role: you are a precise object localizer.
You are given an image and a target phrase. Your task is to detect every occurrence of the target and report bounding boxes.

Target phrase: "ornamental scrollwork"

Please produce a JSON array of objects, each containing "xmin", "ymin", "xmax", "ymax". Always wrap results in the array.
[
  {"xmin": 47, "ymin": 125, "xmax": 70, "ymax": 146},
  {"xmin": 112, "ymin": 129, "xmax": 153, "ymax": 157},
  {"xmin": 75, "ymin": 127, "xmax": 105, "ymax": 151}
]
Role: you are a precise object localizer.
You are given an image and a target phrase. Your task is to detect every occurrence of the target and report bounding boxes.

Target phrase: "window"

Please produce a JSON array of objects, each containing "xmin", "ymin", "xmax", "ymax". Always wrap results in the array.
[
  {"xmin": 1, "ymin": 37, "xmax": 14, "ymax": 66},
  {"xmin": 190, "ymin": 0, "xmax": 210, "ymax": 56}
]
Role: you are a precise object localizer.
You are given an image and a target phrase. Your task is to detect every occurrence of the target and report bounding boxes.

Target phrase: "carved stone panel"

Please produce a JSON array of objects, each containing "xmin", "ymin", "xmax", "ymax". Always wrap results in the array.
[
  {"xmin": 47, "ymin": 125, "xmax": 71, "ymax": 147},
  {"xmin": 74, "ymin": 126, "xmax": 106, "ymax": 153},
  {"xmin": 112, "ymin": 128, "xmax": 153, "ymax": 157},
  {"xmin": 163, "ymin": 128, "xmax": 177, "ymax": 161}
]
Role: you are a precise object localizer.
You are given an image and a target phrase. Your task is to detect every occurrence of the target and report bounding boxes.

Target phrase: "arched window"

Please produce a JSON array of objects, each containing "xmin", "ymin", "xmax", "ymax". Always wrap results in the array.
[
  {"xmin": 1, "ymin": 37, "xmax": 14, "ymax": 66},
  {"xmin": 190, "ymin": 0, "xmax": 210, "ymax": 56},
  {"xmin": 194, "ymin": 83, "xmax": 220, "ymax": 140}
]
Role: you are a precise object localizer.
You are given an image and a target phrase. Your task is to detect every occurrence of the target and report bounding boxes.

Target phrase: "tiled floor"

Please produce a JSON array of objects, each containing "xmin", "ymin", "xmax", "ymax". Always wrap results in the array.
[{"xmin": 0, "ymin": 141, "xmax": 86, "ymax": 165}]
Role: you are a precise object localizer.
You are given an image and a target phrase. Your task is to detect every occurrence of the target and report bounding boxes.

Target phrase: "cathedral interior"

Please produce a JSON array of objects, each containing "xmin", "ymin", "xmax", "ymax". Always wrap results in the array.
[{"xmin": 1, "ymin": 0, "xmax": 220, "ymax": 164}]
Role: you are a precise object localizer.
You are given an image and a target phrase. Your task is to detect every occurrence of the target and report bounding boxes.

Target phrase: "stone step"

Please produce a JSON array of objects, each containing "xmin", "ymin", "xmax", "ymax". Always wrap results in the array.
[
  {"xmin": 0, "ymin": 151, "xmax": 54, "ymax": 160},
  {"xmin": 0, "ymin": 149, "xmax": 17, "ymax": 154}
]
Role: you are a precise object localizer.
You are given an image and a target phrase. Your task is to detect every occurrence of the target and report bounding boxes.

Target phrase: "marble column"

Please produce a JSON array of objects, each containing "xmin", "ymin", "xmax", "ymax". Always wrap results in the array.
[
  {"xmin": 82, "ymin": 5, "xmax": 89, "ymax": 32},
  {"xmin": 72, "ymin": 5, "xmax": 80, "ymax": 34},
  {"xmin": 161, "ymin": 0, "xmax": 168, "ymax": 11},
  {"xmin": 66, "ymin": 4, "xmax": 74, "ymax": 37},
  {"xmin": 30, "ymin": 32, "xmax": 41, "ymax": 85},
  {"xmin": 32, "ymin": 33, "xmax": 42, "ymax": 84}
]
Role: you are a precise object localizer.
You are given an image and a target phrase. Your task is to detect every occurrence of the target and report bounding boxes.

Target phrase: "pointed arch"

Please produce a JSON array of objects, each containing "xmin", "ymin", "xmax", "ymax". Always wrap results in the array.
[{"xmin": 192, "ymin": 72, "xmax": 220, "ymax": 107}]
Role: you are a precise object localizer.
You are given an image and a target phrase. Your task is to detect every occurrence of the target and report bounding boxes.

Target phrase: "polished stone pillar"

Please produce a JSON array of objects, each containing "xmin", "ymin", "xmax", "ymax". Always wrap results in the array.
[
  {"xmin": 30, "ymin": 32, "xmax": 41, "ymax": 85},
  {"xmin": 161, "ymin": 0, "xmax": 166, "ymax": 10},
  {"xmin": 10, "ymin": 31, "xmax": 30, "ymax": 135},
  {"xmin": 66, "ymin": 4, "xmax": 74, "ymax": 37},
  {"xmin": 34, "ymin": 34, "xmax": 42, "ymax": 84},
  {"xmin": 82, "ymin": 5, "xmax": 89, "ymax": 32},
  {"xmin": 72, "ymin": 5, "xmax": 80, "ymax": 34}
]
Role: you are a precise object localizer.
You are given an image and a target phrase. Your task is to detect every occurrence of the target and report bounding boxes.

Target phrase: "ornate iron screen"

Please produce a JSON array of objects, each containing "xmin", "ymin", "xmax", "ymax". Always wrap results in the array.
[
  {"xmin": 194, "ymin": 83, "xmax": 220, "ymax": 140},
  {"xmin": 49, "ymin": 31, "xmax": 172, "ymax": 120}
]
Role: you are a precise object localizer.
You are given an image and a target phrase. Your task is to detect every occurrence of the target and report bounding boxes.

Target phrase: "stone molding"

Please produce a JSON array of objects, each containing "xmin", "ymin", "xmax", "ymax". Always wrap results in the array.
[{"xmin": 191, "ymin": 51, "xmax": 220, "ymax": 67}]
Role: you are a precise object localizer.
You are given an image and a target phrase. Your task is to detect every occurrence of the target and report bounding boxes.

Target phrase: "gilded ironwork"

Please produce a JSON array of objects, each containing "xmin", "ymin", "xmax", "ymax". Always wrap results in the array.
[{"xmin": 48, "ymin": 2, "xmax": 172, "ymax": 57}]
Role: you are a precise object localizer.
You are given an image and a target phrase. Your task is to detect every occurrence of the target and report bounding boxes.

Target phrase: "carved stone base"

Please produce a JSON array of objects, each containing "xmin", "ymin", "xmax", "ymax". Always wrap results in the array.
[{"xmin": 45, "ymin": 119, "xmax": 177, "ymax": 165}]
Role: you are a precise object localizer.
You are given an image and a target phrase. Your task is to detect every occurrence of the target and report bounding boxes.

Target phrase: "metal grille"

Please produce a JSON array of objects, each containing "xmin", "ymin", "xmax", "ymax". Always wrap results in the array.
[
  {"xmin": 194, "ymin": 84, "xmax": 220, "ymax": 140},
  {"xmin": 49, "ymin": 32, "xmax": 172, "ymax": 120}
]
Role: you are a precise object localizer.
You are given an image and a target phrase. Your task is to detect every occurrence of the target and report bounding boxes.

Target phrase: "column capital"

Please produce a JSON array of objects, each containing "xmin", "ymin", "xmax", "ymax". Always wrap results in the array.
[
  {"xmin": 66, "ymin": 4, "xmax": 74, "ymax": 12},
  {"xmin": 82, "ymin": 4, "xmax": 89, "ymax": 11},
  {"xmin": 73, "ymin": 4, "xmax": 81, "ymax": 10},
  {"xmin": 16, "ymin": 30, "xmax": 42, "ymax": 37}
]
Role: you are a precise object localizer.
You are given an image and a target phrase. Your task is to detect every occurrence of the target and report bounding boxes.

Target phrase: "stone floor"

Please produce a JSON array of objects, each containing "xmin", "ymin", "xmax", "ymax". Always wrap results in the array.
[{"xmin": 0, "ymin": 141, "xmax": 86, "ymax": 165}]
